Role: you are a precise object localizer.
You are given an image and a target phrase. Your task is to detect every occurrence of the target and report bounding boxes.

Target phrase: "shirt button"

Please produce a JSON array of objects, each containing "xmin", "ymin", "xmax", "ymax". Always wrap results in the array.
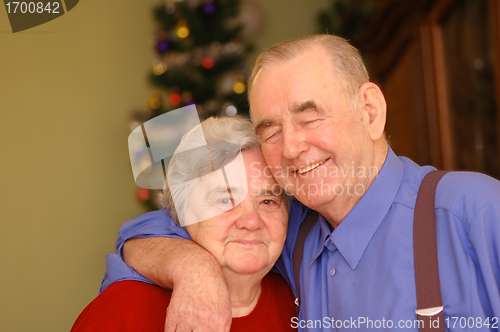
[{"xmin": 329, "ymin": 268, "xmax": 336, "ymax": 276}]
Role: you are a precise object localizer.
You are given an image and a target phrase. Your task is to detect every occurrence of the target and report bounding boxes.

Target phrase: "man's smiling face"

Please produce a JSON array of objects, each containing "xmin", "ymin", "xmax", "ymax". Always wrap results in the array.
[{"xmin": 250, "ymin": 45, "xmax": 378, "ymax": 215}]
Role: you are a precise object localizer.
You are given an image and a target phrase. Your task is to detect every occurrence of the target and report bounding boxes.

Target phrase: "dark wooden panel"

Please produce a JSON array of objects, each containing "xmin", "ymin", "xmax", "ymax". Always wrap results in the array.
[
  {"xmin": 437, "ymin": 0, "xmax": 500, "ymax": 178},
  {"xmin": 379, "ymin": 40, "xmax": 430, "ymax": 165},
  {"xmin": 357, "ymin": 0, "xmax": 500, "ymax": 178}
]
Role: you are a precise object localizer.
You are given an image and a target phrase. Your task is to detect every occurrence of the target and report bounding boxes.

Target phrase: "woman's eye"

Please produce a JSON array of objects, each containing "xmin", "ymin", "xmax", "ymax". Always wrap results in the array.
[
  {"xmin": 219, "ymin": 198, "xmax": 231, "ymax": 205},
  {"xmin": 262, "ymin": 199, "xmax": 277, "ymax": 206}
]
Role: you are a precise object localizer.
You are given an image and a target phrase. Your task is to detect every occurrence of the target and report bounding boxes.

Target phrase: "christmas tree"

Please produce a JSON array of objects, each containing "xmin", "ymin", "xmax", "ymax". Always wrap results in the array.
[{"xmin": 131, "ymin": 0, "xmax": 260, "ymax": 210}]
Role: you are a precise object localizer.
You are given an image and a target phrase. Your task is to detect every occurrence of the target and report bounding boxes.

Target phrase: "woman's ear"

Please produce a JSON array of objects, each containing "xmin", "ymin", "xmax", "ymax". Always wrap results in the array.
[{"xmin": 359, "ymin": 82, "xmax": 387, "ymax": 141}]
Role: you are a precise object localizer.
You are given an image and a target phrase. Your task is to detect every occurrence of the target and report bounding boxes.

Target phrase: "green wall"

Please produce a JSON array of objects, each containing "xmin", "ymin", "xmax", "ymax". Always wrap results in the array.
[{"xmin": 0, "ymin": 0, "xmax": 329, "ymax": 331}]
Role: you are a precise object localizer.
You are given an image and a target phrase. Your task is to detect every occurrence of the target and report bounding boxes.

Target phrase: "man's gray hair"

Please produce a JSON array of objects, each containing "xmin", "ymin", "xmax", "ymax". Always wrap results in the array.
[
  {"xmin": 158, "ymin": 115, "xmax": 260, "ymax": 225},
  {"xmin": 248, "ymin": 34, "xmax": 369, "ymax": 110}
]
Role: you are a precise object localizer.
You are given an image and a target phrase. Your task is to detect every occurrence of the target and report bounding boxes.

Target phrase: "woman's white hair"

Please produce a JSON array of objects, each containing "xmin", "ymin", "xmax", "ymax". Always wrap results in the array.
[{"xmin": 158, "ymin": 115, "xmax": 260, "ymax": 225}]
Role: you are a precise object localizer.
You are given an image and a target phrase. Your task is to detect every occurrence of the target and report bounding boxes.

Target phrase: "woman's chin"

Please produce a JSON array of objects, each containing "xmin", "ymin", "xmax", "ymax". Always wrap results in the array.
[{"xmin": 226, "ymin": 256, "xmax": 269, "ymax": 276}]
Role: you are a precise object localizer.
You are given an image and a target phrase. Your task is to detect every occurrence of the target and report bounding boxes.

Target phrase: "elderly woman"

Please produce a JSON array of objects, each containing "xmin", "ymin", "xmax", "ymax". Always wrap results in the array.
[{"xmin": 71, "ymin": 116, "xmax": 297, "ymax": 332}]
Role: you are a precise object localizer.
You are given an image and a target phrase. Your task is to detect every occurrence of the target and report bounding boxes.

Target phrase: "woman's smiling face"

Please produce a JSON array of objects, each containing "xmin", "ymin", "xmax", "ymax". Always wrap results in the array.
[{"xmin": 185, "ymin": 149, "xmax": 288, "ymax": 276}]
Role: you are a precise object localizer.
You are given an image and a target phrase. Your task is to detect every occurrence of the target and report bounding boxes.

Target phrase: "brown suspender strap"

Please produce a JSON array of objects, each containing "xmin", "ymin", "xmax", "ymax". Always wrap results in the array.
[
  {"xmin": 414, "ymin": 170, "xmax": 448, "ymax": 332},
  {"xmin": 292, "ymin": 210, "xmax": 319, "ymax": 313}
]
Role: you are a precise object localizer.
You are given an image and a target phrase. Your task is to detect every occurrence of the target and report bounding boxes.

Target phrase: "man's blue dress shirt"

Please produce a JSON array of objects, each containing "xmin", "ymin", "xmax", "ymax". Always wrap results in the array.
[{"xmin": 102, "ymin": 148, "xmax": 500, "ymax": 331}]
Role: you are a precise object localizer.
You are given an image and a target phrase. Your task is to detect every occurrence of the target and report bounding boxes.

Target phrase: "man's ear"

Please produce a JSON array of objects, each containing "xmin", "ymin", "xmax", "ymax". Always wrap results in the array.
[{"xmin": 359, "ymin": 82, "xmax": 386, "ymax": 141}]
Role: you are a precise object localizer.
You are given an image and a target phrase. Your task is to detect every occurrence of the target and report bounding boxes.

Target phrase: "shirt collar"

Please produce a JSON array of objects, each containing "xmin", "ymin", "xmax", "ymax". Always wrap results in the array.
[
  {"xmin": 310, "ymin": 148, "xmax": 405, "ymax": 269},
  {"xmin": 309, "ymin": 214, "xmax": 335, "ymax": 263}
]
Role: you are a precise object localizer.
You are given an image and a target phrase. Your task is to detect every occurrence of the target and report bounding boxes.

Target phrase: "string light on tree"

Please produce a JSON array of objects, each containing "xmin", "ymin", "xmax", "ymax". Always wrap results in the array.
[
  {"xmin": 203, "ymin": 2, "xmax": 216, "ymax": 15},
  {"xmin": 152, "ymin": 60, "xmax": 167, "ymax": 75},
  {"xmin": 232, "ymin": 79, "xmax": 246, "ymax": 94},
  {"xmin": 176, "ymin": 19, "xmax": 190, "ymax": 39},
  {"xmin": 137, "ymin": 188, "xmax": 151, "ymax": 201},
  {"xmin": 155, "ymin": 29, "xmax": 169, "ymax": 53},
  {"xmin": 225, "ymin": 105, "xmax": 237, "ymax": 116},
  {"xmin": 170, "ymin": 91, "xmax": 182, "ymax": 106},
  {"xmin": 157, "ymin": 40, "xmax": 169, "ymax": 53},
  {"xmin": 149, "ymin": 91, "xmax": 162, "ymax": 109},
  {"xmin": 202, "ymin": 56, "xmax": 214, "ymax": 69}
]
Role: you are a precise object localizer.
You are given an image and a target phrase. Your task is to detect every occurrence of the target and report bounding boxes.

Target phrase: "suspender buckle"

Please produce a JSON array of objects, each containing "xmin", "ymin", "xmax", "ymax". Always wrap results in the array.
[{"xmin": 415, "ymin": 306, "xmax": 444, "ymax": 316}]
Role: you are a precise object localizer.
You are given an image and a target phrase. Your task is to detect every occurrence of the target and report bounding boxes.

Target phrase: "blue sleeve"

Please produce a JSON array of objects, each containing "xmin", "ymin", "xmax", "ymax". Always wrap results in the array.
[
  {"xmin": 115, "ymin": 207, "xmax": 191, "ymax": 259},
  {"xmin": 100, "ymin": 208, "xmax": 191, "ymax": 293},
  {"xmin": 439, "ymin": 172, "xmax": 500, "ymax": 320},
  {"xmin": 463, "ymin": 175, "xmax": 500, "ymax": 320},
  {"xmin": 470, "ymin": 200, "xmax": 500, "ymax": 320}
]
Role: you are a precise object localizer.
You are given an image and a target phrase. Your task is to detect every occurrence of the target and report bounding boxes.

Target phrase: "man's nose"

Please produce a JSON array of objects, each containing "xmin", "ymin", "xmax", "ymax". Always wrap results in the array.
[
  {"xmin": 234, "ymin": 207, "xmax": 263, "ymax": 231},
  {"xmin": 282, "ymin": 125, "xmax": 308, "ymax": 160}
]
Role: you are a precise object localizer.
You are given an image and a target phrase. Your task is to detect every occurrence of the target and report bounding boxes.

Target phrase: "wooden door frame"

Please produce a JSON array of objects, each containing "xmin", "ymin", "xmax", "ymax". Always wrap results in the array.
[
  {"xmin": 427, "ymin": 0, "xmax": 500, "ymax": 170},
  {"xmin": 427, "ymin": 0, "xmax": 458, "ymax": 170},
  {"xmin": 418, "ymin": 22, "xmax": 442, "ymax": 168},
  {"xmin": 489, "ymin": 0, "xmax": 500, "ymax": 159}
]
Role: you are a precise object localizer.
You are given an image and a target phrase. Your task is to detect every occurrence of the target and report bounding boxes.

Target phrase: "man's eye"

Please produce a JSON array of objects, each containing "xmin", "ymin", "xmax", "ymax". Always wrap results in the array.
[
  {"xmin": 264, "ymin": 134, "xmax": 275, "ymax": 142},
  {"xmin": 302, "ymin": 119, "xmax": 320, "ymax": 125},
  {"xmin": 264, "ymin": 130, "xmax": 281, "ymax": 143}
]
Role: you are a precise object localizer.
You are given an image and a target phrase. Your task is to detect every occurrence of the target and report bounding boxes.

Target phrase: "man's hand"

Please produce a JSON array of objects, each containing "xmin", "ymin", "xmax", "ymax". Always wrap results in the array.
[
  {"xmin": 123, "ymin": 237, "xmax": 232, "ymax": 332},
  {"xmin": 164, "ymin": 264, "xmax": 231, "ymax": 332}
]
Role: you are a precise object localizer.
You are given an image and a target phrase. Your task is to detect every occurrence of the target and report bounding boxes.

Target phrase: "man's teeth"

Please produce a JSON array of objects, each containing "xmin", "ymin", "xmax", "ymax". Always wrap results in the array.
[{"xmin": 298, "ymin": 160, "xmax": 326, "ymax": 174}]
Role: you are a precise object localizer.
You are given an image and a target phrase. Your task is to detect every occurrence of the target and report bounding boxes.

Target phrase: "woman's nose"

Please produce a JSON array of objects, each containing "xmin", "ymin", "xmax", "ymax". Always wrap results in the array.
[{"xmin": 234, "ymin": 206, "xmax": 263, "ymax": 231}]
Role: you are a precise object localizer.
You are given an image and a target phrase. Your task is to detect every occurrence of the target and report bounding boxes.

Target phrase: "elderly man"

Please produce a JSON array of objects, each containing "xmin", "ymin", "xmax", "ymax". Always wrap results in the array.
[{"xmin": 103, "ymin": 35, "xmax": 500, "ymax": 331}]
